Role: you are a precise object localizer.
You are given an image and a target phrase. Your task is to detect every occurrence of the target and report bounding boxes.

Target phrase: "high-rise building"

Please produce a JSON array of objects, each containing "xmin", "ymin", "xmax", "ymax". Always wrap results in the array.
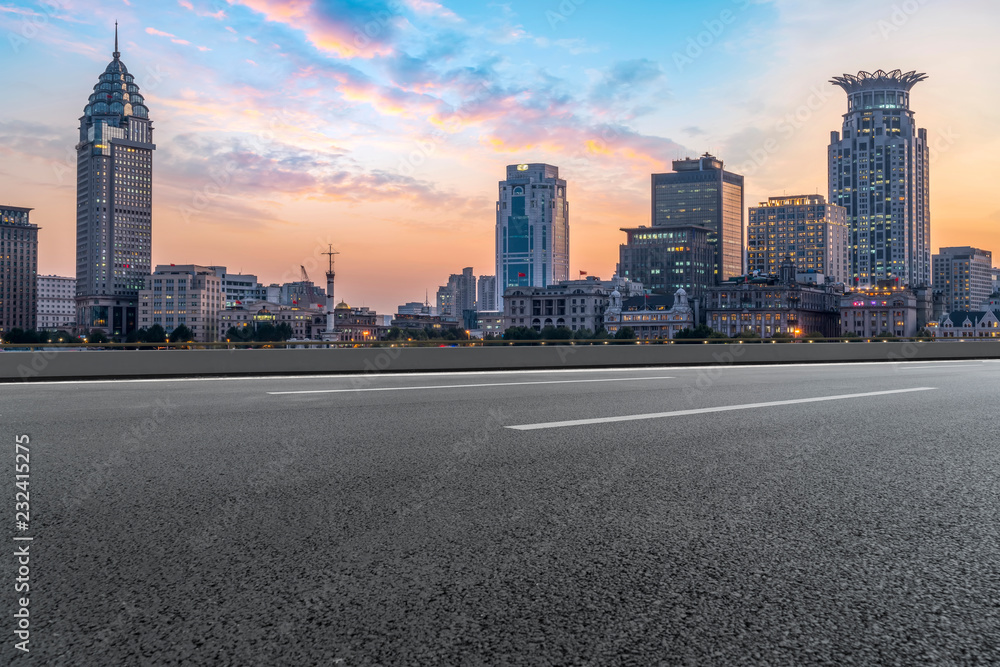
[
  {"xmin": 37, "ymin": 275, "xmax": 76, "ymax": 331},
  {"xmin": 0, "ymin": 206, "xmax": 38, "ymax": 334},
  {"xmin": 748, "ymin": 195, "xmax": 849, "ymax": 283},
  {"xmin": 75, "ymin": 25, "xmax": 155, "ymax": 337},
  {"xmin": 932, "ymin": 246, "xmax": 994, "ymax": 313},
  {"xmin": 436, "ymin": 268, "xmax": 476, "ymax": 318},
  {"xmin": 618, "ymin": 225, "xmax": 715, "ymax": 299},
  {"xmin": 496, "ymin": 164, "xmax": 570, "ymax": 307},
  {"xmin": 991, "ymin": 266, "xmax": 1000, "ymax": 295},
  {"xmin": 651, "ymin": 154, "xmax": 744, "ymax": 283},
  {"xmin": 477, "ymin": 275, "xmax": 497, "ymax": 312},
  {"xmin": 138, "ymin": 265, "xmax": 224, "ymax": 342},
  {"xmin": 829, "ymin": 69, "xmax": 930, "ymax": 287}
]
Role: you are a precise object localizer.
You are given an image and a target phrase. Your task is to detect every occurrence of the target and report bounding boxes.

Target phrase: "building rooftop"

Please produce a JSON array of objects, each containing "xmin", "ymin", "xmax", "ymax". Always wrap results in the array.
[{"xmin": 830, "ymin": 69, "xmax": 928, "ymax": 93}]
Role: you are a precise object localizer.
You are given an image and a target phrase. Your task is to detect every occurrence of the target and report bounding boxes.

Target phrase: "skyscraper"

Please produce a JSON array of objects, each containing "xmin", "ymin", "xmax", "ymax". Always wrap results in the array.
[
  {"xmin": 829, "ymin": 69, "xmax": 930, "ymax": 288},
  {"xmin": 651, "ymin": 154, "xmax": 744, "ymax": 283},
  {"xmin": 748, "ymin": 195, "xmax": 849, "ymax": 283},
  {"xmin": 0, "ymin": 206, "xmax": 38, "ymax": 334},
  {"xmin": 75, "ymin": 25, "xmax": 155, "ymax": 337},
  {"xmin": 495, "ymin": 164, "xmax": 569, "ymax": 307}
]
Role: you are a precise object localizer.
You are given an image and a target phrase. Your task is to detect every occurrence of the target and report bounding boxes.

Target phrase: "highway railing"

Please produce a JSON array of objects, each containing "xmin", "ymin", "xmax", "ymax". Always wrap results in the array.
[{"xmin": 0, "ymin": 335, "xmax": 969, "ymax": 352}]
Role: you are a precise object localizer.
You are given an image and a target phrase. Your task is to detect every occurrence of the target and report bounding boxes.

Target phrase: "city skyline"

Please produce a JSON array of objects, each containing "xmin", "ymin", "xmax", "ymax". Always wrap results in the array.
[{"xmin": 2, "ymin": 0, "xmax": 999, "ymax": 314}]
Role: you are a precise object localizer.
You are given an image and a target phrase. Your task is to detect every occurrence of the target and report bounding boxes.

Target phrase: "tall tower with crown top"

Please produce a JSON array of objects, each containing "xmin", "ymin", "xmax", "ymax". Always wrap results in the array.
[{"xmin": 75, "ymin": 23, "xmax": 156, "ymax": 336}]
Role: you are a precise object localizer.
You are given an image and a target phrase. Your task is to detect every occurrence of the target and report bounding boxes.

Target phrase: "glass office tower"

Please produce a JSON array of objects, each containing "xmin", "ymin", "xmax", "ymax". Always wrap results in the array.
[
  {"xmin": 495, "ymin": 164, "xmax": 569, "ymax": 308},
  {"xmin": 651, "ymin": 154, "xmax": 744, "ymax": 283}
]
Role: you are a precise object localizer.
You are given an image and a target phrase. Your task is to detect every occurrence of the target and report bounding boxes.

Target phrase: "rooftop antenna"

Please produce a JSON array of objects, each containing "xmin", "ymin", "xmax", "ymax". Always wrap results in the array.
[{"xmin": 113, "ymin": 21, "xmax": 120, "ymax": 59}]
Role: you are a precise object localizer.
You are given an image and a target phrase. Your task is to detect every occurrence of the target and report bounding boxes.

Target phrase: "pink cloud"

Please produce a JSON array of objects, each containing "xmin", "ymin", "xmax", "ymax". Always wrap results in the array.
[{"xmin": 229, "ymin": 0, "xmax": 395, "ymax": 58}]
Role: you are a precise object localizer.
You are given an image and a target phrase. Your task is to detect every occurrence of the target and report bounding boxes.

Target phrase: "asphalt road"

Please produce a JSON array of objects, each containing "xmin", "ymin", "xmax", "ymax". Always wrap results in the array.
[{"xmin": 2, "ymin": 360, "xmax": 1000, "ymax": 665}]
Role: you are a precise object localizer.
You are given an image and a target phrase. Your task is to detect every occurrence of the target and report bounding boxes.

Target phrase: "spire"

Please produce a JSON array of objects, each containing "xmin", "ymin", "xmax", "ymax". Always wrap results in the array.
[{"xmin": 113, "ymin": 21, "xmax": 120, "ymax": 59}]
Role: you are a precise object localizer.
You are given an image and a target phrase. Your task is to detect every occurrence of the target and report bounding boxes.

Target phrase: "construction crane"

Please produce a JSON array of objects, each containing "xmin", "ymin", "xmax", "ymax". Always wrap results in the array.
[{"xmin": 300, "ymin": 265, "xmax": 310, "ymax": 283}]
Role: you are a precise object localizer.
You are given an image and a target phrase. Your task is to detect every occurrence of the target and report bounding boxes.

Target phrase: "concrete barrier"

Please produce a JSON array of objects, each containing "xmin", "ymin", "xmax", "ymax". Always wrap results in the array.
[{"xmin": 1, "ymin": 341, "xmax": 998, "ymax": 382}]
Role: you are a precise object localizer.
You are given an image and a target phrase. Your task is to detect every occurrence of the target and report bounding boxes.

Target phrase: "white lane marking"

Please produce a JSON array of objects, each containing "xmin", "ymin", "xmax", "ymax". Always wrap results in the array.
[
  {"xmin": 267, "ymin": 376, "xmax": 676, "ymax": 395},
  {"xmin": 898, "ymin": 364, "xmax": 984, "ymax": 370},
  {"xmin": 507, "ymin": 387, "xmax": 937, "ymax": 431}
]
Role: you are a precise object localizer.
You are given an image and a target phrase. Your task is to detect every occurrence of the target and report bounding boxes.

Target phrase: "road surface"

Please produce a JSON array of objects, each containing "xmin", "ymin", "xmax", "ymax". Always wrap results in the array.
[{"xmin": 2, "ymin": 360, "xmax": 999, "ymax": 665}]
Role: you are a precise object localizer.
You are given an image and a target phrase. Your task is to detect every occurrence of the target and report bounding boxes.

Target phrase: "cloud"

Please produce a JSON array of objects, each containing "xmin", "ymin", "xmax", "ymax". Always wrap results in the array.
[
  {"xmin": 145, "ymin": 26, "xmax": 192, "ymax": 45},
  {"xmin": 228, "ymin": 0, "xmax": 405, "ymax": 58}
]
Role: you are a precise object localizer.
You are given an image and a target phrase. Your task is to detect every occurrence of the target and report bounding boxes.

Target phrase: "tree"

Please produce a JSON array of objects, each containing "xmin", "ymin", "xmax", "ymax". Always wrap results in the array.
[
  {"xmin": 170, "ymin": 324, "xmax": 194, "ymax": 342},
  {"xmin": 675, "ymin": 324, "xmax": 726, "ymax": 340},
  {"xmin": 540, "ymin": 325, "xmax": 572, "ymax": 340},
  {"xmin": 276, "ymin": 322, "xmax": 294, "ymax": 341},
  {"xmin": 503, "ymin": 326, "xmax": 540, "ymax": 341},
  {"xmin": 735, "ymin": 330, "xmax": 761, "ymax": 339},
  {"xmin": 256, "ymin": 323, "xmax": 278, "ymax": 342},
  {"xmin": 915, "ymin": 328, "xmax": 935, "ymax": 339},
  {"xmin": 87, "ymin": 329, "xmax": 109, "ymax": 344},
  {"xmin": 614, "ymin": 326, "xmax": 636, "ymax": 340},
  {"xmin": 573, "ymin": 327, "xmax": 594, "ymax": 340},
  {"xmin": 405, "ymin": 328, "xmax": 428, "ymax": 341},
  {"xmin": 145, "ymin": 324, "xmax": 167, "ymax": 344},
  {"xmin": 386, "ymin": 326, "xmax": 404, "ymax": 341},
  {"xmin": 803, "ymin": 331, "xmax": 826, "ymax": 339},
  {"xmin": 591, "ymin": 327, "xmax": 610, "ymax": 340},
  {"xmin": 876, "ymin": 331, "xmax": 898, "ymax": 340}
]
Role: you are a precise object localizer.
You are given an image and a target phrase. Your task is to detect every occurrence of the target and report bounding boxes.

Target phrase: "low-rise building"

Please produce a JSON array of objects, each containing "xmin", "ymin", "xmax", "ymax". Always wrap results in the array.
[
  {"xmin": 935, "ymin": 308, "xmax": 1000, "ymax": 339},
  {"xmin": 138, "ymin": 265, "xmax": 224, "ymax": 342},
  {"xmin": 604, "ymin": 288, "xmax": 696, "ymax": 340},
  {"xmin": 503, "ymin": 276, "xmax": 642, "ymax": 333},
  {"xmin": 334, "ymin": 301, "xmax": 385, "ymax": 342},
  {"xmin": 475, "ymin": 311, "xmax": 505, "ymax": 338},
  {"xmin": 36, "ymin": 274, "xmax": 76, "ymax": 331},
  {"xmin": 706, "ymin": 274, "xmax": 841, "ymax": 338},
  {"xmin": 219, "ymin": 301, "xmax": 326, "ymax": 341},
  {"xmin": 839, "ymin": 283, "xmax": 919, "ymax": 338}
]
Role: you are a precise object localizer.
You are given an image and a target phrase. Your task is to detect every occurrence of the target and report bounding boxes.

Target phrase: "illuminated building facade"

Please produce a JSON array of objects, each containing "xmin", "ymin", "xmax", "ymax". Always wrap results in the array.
[
  {"xmin": 932, "ymin": 246, "xmax": 993, "ymax": 314},
  {"xmin": 138, "ymin": 265, "xmax": 223, "ymax": 342},
  {"xmin": 0, "ymin": 206, "xmax": 38, "ymax": 334},
  {"xmin": 618, "ymin": 225, "xmax": 715, "ymax": 299},
  {"xmin": 604, "ymin": 288, "xmax": 696, "ymax": 340},
  {"xmin": 651, "ymin": 154, "xmax": 744, "ymax": 283},
  {"xmin": 748, "ymin": 195, "xmax": 849, "ymax": 283},
  {"xmin": 828, "ymin": 69, "xmax": 930, "ymax": 287},
  {"xmin": 706, "ymin": 276, "xmax": 841, "ymax": 338},
  {"xmin": 839, "ymin": 283, "xmax": 919, "ymax": 337},
  {"xmin": 75, "ymin": 26, "xmax": 155, "ymax": 336},
  {"xmin": 495, "ymin": 164, "xmax": 570, "ymax": 307}
]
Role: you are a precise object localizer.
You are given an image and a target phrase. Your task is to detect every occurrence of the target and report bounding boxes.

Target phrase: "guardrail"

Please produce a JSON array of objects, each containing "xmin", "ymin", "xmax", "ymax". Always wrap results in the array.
[
  {"xmin": 0, "ymin": 335, "xmax": 956, "ymax": 351},
  {"xmin": 1, "ymin": 339, "xmax": 998, "ymax": 382}
]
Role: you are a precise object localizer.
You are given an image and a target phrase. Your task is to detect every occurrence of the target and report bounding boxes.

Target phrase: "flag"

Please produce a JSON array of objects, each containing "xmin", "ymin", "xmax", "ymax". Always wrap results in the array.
[
  {"xmin": 517, "ymin": 272, "xmax": 526, "ymax": 278},
  {"xmin": 235, "ymin": 300, "xmax": 242, "ymax": 305},
  {"xmin": 580, "ymin": 270, "xmax": 588, "ymax": 276}
]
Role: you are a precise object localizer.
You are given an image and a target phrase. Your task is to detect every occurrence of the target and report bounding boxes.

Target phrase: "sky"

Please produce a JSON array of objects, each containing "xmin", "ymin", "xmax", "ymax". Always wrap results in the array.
[{"xmin": 1, "ymin": 0, "xmax": 998, "ymax": 314}]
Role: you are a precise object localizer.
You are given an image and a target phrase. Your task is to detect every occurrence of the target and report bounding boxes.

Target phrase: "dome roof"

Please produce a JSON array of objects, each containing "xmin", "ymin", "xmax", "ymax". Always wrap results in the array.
[
  {"xmin": 83, "ymin": 26, "xmax": 149, "ymax": 120},
  {"xmin": 336, "ymin": 301, "xmax": 350, "ymax": 309}
]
